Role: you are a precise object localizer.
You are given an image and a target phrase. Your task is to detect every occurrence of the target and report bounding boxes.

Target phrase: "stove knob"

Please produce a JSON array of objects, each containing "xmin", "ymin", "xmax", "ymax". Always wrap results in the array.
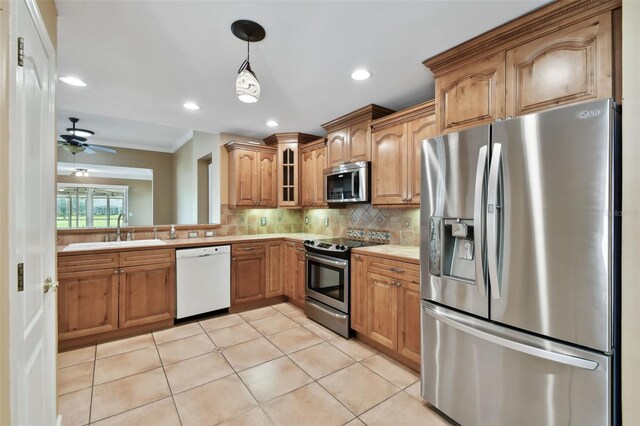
[
  {"xmin": 337, "ymin": 245, "xmax": 346, "ymax": 251},
  {"xmin": 304, "ymin": 240, "xmax": 315, "ymax": 246}
]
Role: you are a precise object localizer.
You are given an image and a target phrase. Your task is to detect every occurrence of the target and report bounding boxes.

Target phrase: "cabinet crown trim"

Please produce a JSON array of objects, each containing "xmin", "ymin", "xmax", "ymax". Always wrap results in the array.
[
  {"xmin": 263, "ymin": 132, "xmax": 322, "ymax": 146},
  {"xmin": 224, "ymin": 140, "xmax": 277, "ymax": 153},
  {"xmin": 422, "ymin": 0, "xmax": 620, "ymax": 76},
  {"xmin": 321, "ymin": 104, "xmax": 395, "ymax": 133},
  {"xmin": 370, "ymin": 100, "xmax": 435, "ymax": 131},
  {"xmin": 299, "ymin": 138, "xmax": 327, "ymax": 153}
]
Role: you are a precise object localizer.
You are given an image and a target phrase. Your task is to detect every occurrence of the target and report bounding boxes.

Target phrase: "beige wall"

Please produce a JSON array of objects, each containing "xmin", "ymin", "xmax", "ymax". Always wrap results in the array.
[
  {"xmin": 57, "ymin": 146, "xmax": 175, "ymax": 225},
  {"xmin": 35, "ymin": 0, "xmax": 56, "ymax": 47},
  {"xmin": 57, "ymin": 176, "xmax": 153, "ymax": 226},
  {"xmin": 173, "ymin": 138, "xmax": 196, "ymax": 224},
  {"xmin": 622, "ymin": 0, "xmax": 640, "ymax": 423}
]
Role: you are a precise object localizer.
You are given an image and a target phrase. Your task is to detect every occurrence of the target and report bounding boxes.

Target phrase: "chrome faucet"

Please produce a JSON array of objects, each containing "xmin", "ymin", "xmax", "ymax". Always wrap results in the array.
[{"xmin": 115, "ymin": 213, "xmax": 127, "ymax": 242}]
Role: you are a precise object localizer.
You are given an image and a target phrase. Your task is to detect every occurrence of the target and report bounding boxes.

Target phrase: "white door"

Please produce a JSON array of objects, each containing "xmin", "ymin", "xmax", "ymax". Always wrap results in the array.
[{"xmin": 8, "ymin": 0, "xmax": 57, "ymax": 424}]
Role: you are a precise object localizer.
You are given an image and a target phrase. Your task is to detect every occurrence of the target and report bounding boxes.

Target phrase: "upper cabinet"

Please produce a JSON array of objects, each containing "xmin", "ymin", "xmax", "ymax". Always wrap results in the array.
[
  {"xmin": 300, "ymin": 138, "xmax": 328, "ymax": 207},
  {"xmin": 322, "ymin": 104, "xmax": 395, "ymax": 168},
  {"xmin": 225, "ymin": 141, "xmax": 277, "ymax": 208},
  {"xmin": 263, "ymin": 133, "xmax": 320, "ymax": 208},
  {"xmin": 371, "ymin": 101, "xmax": 436, "ymax": 207},
  {"xmin": 423, "ymin": 0, "xmax": 621, "ymax": 135}
]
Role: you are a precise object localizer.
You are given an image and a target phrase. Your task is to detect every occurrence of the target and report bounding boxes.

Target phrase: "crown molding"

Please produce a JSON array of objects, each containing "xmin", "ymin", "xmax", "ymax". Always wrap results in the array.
[{"xmin": 321, "ymin": 104, "xmax": 395, "ymax": 133}]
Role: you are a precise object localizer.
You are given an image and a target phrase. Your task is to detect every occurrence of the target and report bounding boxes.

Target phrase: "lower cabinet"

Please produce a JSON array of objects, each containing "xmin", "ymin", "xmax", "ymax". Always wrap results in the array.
[
  {"xmin": 231, "ymin": 243, "xmax": 266, "ymax": 305},
  {"xmin": 119, "ymin": 263, "xmax": 175, "ymax": 329},
  {"xmin": 283, "ymin": 241, "xmax": 306, "ymax": 307},
  {"xmin": 57, "ymin": 249, "xmax": 176, "ymax": 345},
  {"xmin": 351, "ymin": 253, "xmax": 421, "ymax": 365},
  {"xmin": 266, "ymin": 241, "xmax": 284, "ymax": 298},
  {"xmin": 58, "ymin": 268, "xmax": 120, "ymax": 340}
]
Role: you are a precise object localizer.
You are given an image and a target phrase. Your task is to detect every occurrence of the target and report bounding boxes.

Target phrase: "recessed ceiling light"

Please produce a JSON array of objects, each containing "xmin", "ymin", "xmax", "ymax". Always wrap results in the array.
[
  {"xmin": 60, "ymin": 76, "xmax": 87, "ymax": 87},
  {"xmin": 183, "ymin": 102, "xmax": 200, "ymax": 111},
  {"xmin": 266, "ymin": 120, "xmax": 279, "ymax": 127},
  {"xmin": 350, "ymin": 69, "xmax": 371, "ymax": 81}
]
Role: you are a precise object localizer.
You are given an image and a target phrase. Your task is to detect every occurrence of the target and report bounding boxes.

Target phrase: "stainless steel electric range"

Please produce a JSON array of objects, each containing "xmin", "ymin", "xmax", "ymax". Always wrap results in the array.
[{"xmin": 303, "ymin": 238, "xmax": 383, "ymax": 337}]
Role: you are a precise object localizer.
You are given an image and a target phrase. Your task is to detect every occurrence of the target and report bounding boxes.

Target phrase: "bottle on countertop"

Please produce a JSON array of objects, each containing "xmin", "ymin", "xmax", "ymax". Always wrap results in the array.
[{"xmin": 169, "ymin": 225, "xmax": 177, "ymax": 240}]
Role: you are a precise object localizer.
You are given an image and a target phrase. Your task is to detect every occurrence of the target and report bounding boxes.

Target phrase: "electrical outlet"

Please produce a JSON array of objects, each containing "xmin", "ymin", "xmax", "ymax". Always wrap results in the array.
[
  {"xmin": 205, "ymin": 231, "xmax": 215, "ymax": 237},
  {"xmin": 305, "ymin": 217, "xmax": 309, "ymax": 225},
  {"xmin": 188, "ymin": 231, "xmax": 199, "ymax": 238},
  {"xmin": 261, "ymin": 217, "xmax": 267, "ymax": 226},
  {"xmin": 324, "ymin": 218, "xmax": 329, "ymax": 227}
]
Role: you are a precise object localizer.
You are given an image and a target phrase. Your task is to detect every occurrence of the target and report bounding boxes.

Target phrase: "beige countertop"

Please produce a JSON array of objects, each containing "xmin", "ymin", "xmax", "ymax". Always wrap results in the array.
[
  {"xmin": 57, "ymin": 233, "xmax": 330, "ymax": 255},
  {"xmin": 352, "ymin": 244, "xmax": 420, "ymax": 263}
]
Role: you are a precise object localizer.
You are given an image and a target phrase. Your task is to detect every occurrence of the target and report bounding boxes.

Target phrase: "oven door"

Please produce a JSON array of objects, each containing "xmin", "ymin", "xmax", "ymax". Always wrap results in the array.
[{"xmin": 305, "ymin": 252, "xmax": 349, "ymax": 312}]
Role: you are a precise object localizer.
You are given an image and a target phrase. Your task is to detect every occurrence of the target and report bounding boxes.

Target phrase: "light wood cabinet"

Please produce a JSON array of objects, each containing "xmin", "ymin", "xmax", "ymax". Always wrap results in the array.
[
  {"xmin": 350, "ymin": 253, "xmax": 368, "ymax": 334},
  {"xmin": 352, "ymin": 255, "xmax": 420, "ymax": 368},
  {"xmin": 371, "ymin": 101, "xmax": 436, "ymax": 206},
  {"xmin": 57, "ymin": 249, "xmax": 175, "ymax": 346},
  {"xmin": 266, "ymin": 241, "xmax": 284, "ymax": 298},
  {"xmin": 435, "ymin": 52, "xmax": 505, "ymax": 134},
  {"xmin": 505, "ymin": 11, "xmax": 612, "ymax": 117},
  {"xmin": 264, "ymin": 133, "xmax": 320, "ymax": 208},
  {"xmin": 322, "ymin": 104, "xmax": 395, "ymax": 167},
  {"xmin": 284, "ymin": 241, "xmax": 298, "ymax": 299},
  {"xmin": 58, "ymin": 268, "xmax": 119, "ymax": 340},
  {"xmin": 231, "ymin": 242, "xmax": 266, "ymax": 305},
  {"xmin": 300, "ymin": 139, "xmax": 327, "ymax": 207},
  {"xmin": 424, "ymin": 1, "xmax": 620, "ymax": 134},
  {"xmin": 326, "ymin": 129, "xmax": 348, "ymax": 167},
  {"xmin": 397, "ymin": 279, "xmax": 421, "ymax": 364},
  {"xmin": 119, "ymin": 262, "xmax": 175, "ymax": 329},
  {"xmin": 296, "ymin": 244, "xmax": 307, "ymax": 306},
  {"xmin": 283, "ymin": 240, "xmax": 306, "ymax": 307},
  {"xmin": 226, "ymin": 142, "xmax": 277, "ymax": 208}
]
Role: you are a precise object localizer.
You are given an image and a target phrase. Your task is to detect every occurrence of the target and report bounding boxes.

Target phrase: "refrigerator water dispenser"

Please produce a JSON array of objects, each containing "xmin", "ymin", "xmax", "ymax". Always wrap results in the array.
[{"xmin": 434, "ymin": 218, "xmax": 476, "ymax": 283}]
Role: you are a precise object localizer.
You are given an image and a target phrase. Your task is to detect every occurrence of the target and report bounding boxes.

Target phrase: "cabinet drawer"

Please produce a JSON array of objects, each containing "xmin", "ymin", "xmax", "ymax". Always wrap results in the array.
[
  {"xmin": 119, "ymin": 249, "xmax": 175, "ymax": 267},
  {"xmin": 232, "ymin": 242, "xmax": 266, "ymax": 256},
  {"xmin": 58, "ymin": 253, "xmax": 119, "ymax": 273},
  {"xmin": 367, "ymin": 257, "xmax": 419, "ymax": 283}
]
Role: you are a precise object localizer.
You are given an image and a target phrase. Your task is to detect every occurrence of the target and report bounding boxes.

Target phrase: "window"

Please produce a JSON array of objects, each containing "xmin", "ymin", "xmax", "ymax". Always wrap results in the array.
[{"xmin": 57, "ymin": 184, "xmax": 128, "ymax": 229}]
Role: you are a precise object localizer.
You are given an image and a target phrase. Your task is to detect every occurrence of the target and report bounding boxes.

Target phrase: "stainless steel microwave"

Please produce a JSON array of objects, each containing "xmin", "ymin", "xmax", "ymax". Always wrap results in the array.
[{"xmin": 323, "ymin": 161, "xmax": 370, "ymax": 203}]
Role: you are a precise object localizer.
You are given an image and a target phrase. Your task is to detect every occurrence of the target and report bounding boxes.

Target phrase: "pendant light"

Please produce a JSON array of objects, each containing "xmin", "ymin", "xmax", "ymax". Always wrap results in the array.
[{"xmin": 231, "ymin": 20, "xmax": 265, "ymax": 104}]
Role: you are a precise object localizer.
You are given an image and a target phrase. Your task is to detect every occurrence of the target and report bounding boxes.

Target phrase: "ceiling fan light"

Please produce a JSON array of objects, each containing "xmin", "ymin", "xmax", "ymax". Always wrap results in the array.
[
  {"xmin": 62, "ymin": 144, "xmax": 86, "ymax": 155},
  {"xmin": 67, "ymin": 128, "xmax": 94, "ymax": 137},
  {"xmin": 236, "ymin": 66, "xmax": 260, "ymax": 103}
]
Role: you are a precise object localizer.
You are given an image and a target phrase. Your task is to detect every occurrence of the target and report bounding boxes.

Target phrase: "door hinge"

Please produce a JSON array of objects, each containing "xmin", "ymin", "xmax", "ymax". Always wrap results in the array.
[
  {"xmin": 17, "ymin": 37, "xmax": 24, "ymax": 67},
  {"xmin": 17, "ymin": 263, "xmax": 24, "ymax": 291}
]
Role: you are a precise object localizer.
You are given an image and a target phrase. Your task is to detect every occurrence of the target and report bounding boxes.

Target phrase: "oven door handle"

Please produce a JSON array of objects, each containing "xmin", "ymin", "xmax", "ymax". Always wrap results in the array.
[{"xmin": 305, "ymin": 253, "xmax": 348, "ymax": 269}]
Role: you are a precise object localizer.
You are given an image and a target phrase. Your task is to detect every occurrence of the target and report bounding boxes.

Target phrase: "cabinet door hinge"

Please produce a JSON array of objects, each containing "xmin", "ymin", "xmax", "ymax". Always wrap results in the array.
[
  {"xmin": 17, "ymin": 263, "xmax": 24, "ymax": 291},
  {"xmin": 17, "ymin": 37, "xmax": 24, "ymax": 67}
]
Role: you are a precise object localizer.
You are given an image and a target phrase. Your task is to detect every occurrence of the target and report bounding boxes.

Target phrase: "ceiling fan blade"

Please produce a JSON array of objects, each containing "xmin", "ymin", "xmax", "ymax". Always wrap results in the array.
[
  {"xmin": 57, "ymin": 141, "xmax": 67, "ymax": 146},
  {"xmin": 60, "ymin": 134, "xmax": 87, "ymax": 142},
  {"xmin": 83, "ymin": 147, "xmax": 96, "ymax": 154},
  {"xmin": 87, "ymin": 145, "xmax": 117, "ymax": 154}
]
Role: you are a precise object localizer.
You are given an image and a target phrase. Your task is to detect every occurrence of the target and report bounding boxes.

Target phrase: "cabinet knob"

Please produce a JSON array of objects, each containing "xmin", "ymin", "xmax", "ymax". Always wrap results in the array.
[{"xmin": 114, "ymin": 270, "xmax": 119, "ymax": 274}]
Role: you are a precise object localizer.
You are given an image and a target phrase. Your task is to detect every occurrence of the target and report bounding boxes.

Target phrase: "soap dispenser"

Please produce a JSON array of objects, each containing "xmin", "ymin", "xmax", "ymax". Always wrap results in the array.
[{"xmin": 169, "ymin": 225, "xmax": 177, "ymax": 240}]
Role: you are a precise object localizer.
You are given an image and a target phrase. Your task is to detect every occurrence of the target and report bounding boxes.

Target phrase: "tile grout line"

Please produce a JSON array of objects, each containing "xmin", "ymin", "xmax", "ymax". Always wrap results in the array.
[
  {"xmin": 87, "ymin": 345, "xmax": 97, "ymax": 425},
  {"xmin": 151, "ymin": 332, "xmax": 184, "ymax": 426}
]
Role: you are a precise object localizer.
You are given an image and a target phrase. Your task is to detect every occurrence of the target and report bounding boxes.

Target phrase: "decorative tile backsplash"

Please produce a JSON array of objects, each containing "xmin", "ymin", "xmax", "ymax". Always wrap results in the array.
[
  {"xmin": 218, "ymin": 204, "xmax": 304, "ymax": 236},
  {"xmin": 304, "ymin": 204, "xmax": 420, "ymax": 246}
]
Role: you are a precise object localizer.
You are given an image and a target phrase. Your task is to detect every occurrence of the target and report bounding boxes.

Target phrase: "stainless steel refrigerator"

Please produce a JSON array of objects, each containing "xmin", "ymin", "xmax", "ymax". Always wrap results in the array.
[{"xmin": 419, "ymin": 99, "xmax": 620, "ymax": 425}]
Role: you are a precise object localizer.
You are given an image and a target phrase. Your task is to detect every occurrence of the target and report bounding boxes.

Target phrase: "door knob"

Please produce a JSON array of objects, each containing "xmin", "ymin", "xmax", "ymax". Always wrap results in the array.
[{"xmin": 43, "ymin": 277, "xmax": 58, "ymax": 293}]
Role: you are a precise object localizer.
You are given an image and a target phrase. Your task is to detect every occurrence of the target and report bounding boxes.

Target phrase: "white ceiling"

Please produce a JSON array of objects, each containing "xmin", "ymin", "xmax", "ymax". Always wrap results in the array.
[
  {"xmin": 57, "ymin": 109, "xmax": 192, "ymax": 152},
  {"xmin": 55, "ymin": 0, "xmax": 548, "ymax": 149}
]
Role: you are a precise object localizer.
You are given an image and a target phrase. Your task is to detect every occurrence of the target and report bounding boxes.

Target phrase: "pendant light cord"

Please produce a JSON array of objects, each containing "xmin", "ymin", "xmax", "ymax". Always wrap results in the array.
[{"xmin": 237, "ymin": 40, "xmax": 251, "ymax": 74}]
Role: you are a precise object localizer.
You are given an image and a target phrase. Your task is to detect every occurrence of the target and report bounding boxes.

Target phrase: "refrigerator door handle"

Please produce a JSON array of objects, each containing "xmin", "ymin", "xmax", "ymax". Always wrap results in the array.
[
  {"xmin": 473, "ymin": 145, "xmax": 488, "ymax": 296},
  {"xmin": 487, "ymin": 143, "xmax": 502, "ymax": 299},
  {"xmin": 422, "ymin": 303, "xmax": 599, "ymax": 371}
]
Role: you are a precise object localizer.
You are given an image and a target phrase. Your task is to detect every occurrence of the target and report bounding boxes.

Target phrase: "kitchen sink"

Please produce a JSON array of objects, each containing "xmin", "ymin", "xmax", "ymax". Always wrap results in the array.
[{"xmin": 63, "ymin": 239, "xmax": 168, "ymax": 251}]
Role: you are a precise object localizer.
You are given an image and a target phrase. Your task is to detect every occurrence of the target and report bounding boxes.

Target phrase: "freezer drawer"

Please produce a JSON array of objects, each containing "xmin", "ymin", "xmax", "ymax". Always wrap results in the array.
[{"xmin": 421, "ymin": 301, "xmax": 611, "ymax": 426}]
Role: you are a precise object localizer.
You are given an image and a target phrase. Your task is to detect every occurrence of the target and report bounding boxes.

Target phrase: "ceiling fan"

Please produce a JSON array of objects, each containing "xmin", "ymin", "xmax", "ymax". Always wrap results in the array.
[{"xmin": 57, "ymin": 117, "xmax": 116, "ymax": 154}]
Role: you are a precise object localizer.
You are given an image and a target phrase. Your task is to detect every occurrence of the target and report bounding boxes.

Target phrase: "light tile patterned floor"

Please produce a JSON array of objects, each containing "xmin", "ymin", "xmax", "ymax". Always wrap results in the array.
[{"xmin": 57, "ymin": 302, "xmax": 452, "ymax": 426}]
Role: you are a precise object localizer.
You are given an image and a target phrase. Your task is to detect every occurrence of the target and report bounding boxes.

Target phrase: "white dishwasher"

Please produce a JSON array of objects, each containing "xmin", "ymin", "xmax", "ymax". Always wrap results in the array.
[{"xmin": 176, "ymin": 245, "xmax": 231, "ymax": 319}]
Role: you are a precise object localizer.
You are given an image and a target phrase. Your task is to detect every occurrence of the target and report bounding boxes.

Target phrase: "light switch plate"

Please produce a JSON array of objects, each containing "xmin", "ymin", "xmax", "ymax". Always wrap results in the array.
[
  {"xmin": 324, "ymin": 218, "xmax": 329, "ymax": 227},
  {"xmin": 261, "ymin": 217, "xmax": 267, "ymax": 226},
  {"xmin": 188, "ymin": 231, "xmax": 198, "ymax": 238},
  {"xmin": 205, "ymin": 231, "xmax": 215, "ymax": 237},
  {"xmin": 304, "ymin": 217, "xmax": 309, "ymax": 225}
]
